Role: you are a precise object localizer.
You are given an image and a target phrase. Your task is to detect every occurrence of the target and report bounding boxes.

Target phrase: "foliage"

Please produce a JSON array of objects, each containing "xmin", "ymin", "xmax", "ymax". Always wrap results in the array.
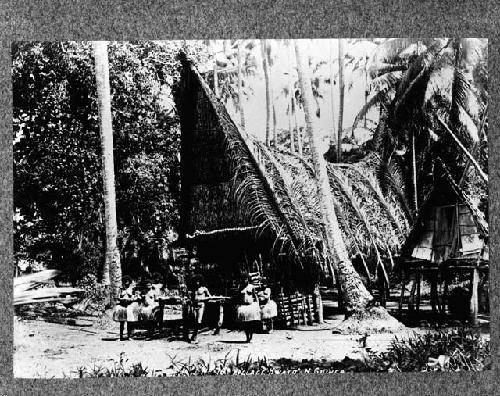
[
  {"xmin": 75, "ymin": 273, "xmax": 108, "ymax": 314},
  {"xmin": 72, "ymin": 354, "xmax": 149, "ymax": 378},
  {"xmin": 353, "ymin": 39, "xmax": 488, "ymax": 218},
  {"xmin": 13, "ymin": 41, "xmax": 209, "ymax": 282},
  {"xmin": 369, "ymin": 327, "xmax": 490, "ymax": 372},
  {"xmin": 69, "ymin": 328, "xmax": 489, "ymax": 377}
]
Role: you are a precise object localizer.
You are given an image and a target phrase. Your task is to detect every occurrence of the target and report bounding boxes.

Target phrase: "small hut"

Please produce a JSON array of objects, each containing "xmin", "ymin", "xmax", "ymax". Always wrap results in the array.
[
  {"xmin": 399, "ymin": 161, "xmax": 488, "ymax": 322},
  {"xmin": 174, "ymin": 54, "xmax": 409, "ymax": 325}
]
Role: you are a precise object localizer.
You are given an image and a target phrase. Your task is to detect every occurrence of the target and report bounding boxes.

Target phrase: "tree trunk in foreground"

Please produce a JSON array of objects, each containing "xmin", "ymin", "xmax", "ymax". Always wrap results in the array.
[
  {"xmin": 261, "ymin": 39, "xmax": 272, "ymax": 147},
  {"xmin": 337, "ymin": 38, "xmax": 345, "ymax": 163},
  {"xmin": 294, "ymin": 40, "xmax": 403, "ymax": 333},
  {"xmin": 237, "ymin": 42, "xmax": 246, "ymax": 132},
  {"xmin": 329, "ymin": 40, "xmax": 336, "ymax": 152},
  {"xmin": 93, "ymin": 41, "xmax": 122, "ymax": 305},
  {"xmin": 287, "ymin": 44, "xmax": 296, "ymax": 153}
]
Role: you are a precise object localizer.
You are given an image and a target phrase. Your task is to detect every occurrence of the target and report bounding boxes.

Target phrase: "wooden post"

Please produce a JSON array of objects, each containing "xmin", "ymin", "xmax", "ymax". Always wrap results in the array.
[
  {"xmin": 301, "ymin": 295, "xmax": 307, "ymax": 324},
  {"xmin": 313, "ymin": 284, "xmax": 323, "ymax": 324},
  {"xmin": 470, "ymin": 267, "xmax": 479, "ymax": 325},
  {"xmin": 306, "ymin": 295, "xmax": 314, "ymax": 325},
  {"xmin": 399, "ymin": 263, "xmax": 406, "ymax": 315},
  {"xmin": 416, "ymin": 271, "xmax": 421, "ymax": 314}
]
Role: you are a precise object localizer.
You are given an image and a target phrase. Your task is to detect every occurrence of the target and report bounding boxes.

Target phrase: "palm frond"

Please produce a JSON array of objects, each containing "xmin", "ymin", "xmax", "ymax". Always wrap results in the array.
[
  {"xmin": 369, "ymin": 70, "xmax": 403, "ymax": 93},
  {"xmin": 352, "ymin": 90, "xmax": 390, "ymax": 132},
  {"xmin": 376, "ymin": 155, "xmax": 414, "ymax": 221},
  {"xmin": 371, "ymin": 38, "xmax": 417, "ymax": 65},
  {"xmin": 328, "ymin": 168, "xmax": 388, "ymax": 281},
  {"xmin": 369, "ymin": 63, "xmax": 406, "ymax": 79},
  {"xmin": 394, "ymin": 40, "xmax": 450, "ymax": 115}
]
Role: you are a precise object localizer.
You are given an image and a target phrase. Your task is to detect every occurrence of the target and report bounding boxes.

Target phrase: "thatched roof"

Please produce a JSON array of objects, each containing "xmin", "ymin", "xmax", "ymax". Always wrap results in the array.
[
  {"xmin": 175, "ymin": 53, "xmax": 410, "ymax": 282},
  {"xmin": 402, "ymin": 159, "xmax": 488, "ymax": 264}
]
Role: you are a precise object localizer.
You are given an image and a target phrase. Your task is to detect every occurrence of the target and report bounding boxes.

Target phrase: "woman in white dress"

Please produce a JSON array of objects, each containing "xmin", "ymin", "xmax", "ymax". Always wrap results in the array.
[
  {"xmin": 236, "ymin": 274, "xmax": 261, "ymax": 343},
  {"xmin": 112, "ymin": 276, "xmax": 133, "ymax": 341},
  {"xmin": 139, "ymin": 279, "xmax": 159, "ymax": 336},
  {"xmin": 258, "ymin": 285, "xmax": 277, "ymax": 333}
]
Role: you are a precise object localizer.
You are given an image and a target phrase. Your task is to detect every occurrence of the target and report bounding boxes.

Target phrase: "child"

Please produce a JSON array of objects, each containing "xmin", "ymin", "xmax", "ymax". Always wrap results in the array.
[
  {"xmin": 112, "ymin": 276, "xmax": 133, "ymax": 341},
  {"xmin": 126, "ymin": 286, "xmax": 141, "ymax": 339},
  {"xmin": 139, "ymin": 279, "xmax": 159, "ymax": 336},
  {"xmin": 258, "ymin": 285, "xmax": 277, "ymax": 333},
  {"xmin": 152, "ymin": 272, "xmax": 164, "ymax": 294}
]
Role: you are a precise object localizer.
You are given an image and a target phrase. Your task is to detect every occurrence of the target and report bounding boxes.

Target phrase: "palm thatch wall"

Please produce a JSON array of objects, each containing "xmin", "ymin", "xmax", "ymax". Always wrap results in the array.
[
  {"xmin": 175, "ymin": 53, "xmax": 410, "ymax": 291},
  {"xmin": 401, "ymin": 160, "xmax": 488, "ymax": 265}
]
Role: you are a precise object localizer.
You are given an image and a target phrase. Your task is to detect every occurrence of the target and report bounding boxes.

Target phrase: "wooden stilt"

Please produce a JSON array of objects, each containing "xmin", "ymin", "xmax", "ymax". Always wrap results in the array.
[
  {"xmin": 399, "ymin": 266, "xmax": 406, "ymax": 315},
  {"xmin": 408, "ymin": 273, "xmax": 417, "ymax": 313},
  {"xmin": 430, "ymin": 271, "xmax": 438, "ymax": 314},
  {"xmin": 470, "ymin": 267, "xmax": 479, "ymax": 325},
  {"xmin": 416, "ymin": 272, "xmax": 421, "ymax": 314}
]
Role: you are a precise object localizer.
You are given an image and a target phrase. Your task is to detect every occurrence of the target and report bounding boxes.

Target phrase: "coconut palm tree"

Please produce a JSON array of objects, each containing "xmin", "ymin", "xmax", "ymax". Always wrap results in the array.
[
  {"xmin": 329, "ymin": 40, "xmax": 336, "ymax": 154},
  {"xmin": 352, "ymin": 38, "xmax": 488, "ymax": 219},
  {"xmin": 294, "ymin": 39, "xmax": 406, "ymax": 332},
  {"xmin": 92, "ymin": 41, "xmax": 122, "ymax": 303},
  {"xmin": 237, "ymin": 41, "xmax": 246, "ymax": 131},
  {"xmin": 261, "ymin": 39, "xmax": 273, "ymax": 147},
  {"xmin": 337, "ymin": 39, "xmax": 345, "ymax": 163},
  {"xmin": 294, "ymin": 39, "xmax": 372, "ymax": 313}
]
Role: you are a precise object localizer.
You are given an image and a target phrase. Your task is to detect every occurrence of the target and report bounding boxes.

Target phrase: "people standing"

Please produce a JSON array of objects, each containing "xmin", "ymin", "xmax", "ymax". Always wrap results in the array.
[
  {"xmin": 188, "ymin": 275, "xmax": 211, "ymax": 343},
  {"xmin": 258, "ymin": 284, "xmax": 277, "ymax": 333},
  {"xmin": 126, "ymin": 286, "xmax": 141, "ymax": 339},
  {"xmin": 112, "ymin": 276, "xmax": 133, "ymax": 341},
  {"xmin": 139, "ymin": 279, "xmax": 159, "ymax": 337},
  {"xmin": 236, "ymin": 274, "xmax": 261, "ymax": 343}
]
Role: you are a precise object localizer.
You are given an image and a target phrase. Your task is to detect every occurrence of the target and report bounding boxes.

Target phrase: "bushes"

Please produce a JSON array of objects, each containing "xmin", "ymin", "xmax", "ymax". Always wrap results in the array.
[
  {"xmin": 69, "ymin": 328, "xmax": 490, "ymax": 377},
  {"xmin": 369, "ymin": 327, "xmax": 490, "ymax": 372},
  {"xmin": 74, "ymin": 274, "xmax": 108, "ymax": 314}
]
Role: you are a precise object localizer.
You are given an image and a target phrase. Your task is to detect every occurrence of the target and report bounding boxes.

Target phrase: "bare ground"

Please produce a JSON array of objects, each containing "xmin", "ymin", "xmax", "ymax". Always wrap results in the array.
[
  {"xmin": 14, "ymin": 315, "xmax": 417, "ymax": 378},
  {"xmin": 14, "ymin": 297, "xmax": 490, "ymax": 378}
]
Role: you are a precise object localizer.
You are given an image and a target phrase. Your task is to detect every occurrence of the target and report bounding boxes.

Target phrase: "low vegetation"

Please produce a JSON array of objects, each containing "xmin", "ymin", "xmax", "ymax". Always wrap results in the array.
[{"xmin": 69, "ymin": 327, "xmax": 489, "ymax": 377}]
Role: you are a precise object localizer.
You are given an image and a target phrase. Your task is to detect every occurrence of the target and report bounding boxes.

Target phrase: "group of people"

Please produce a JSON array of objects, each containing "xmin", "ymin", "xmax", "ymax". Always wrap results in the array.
[
  {"xmin": 237, "ymin": 273, "xmax": 277, "ymax": 343},
  {"xmin": 112, "ymin": 276, "xmax": 166, "ymax": 341},
  {"xmin": 112, "ymin": 272, "xmax": 278, "ymax": 344}
]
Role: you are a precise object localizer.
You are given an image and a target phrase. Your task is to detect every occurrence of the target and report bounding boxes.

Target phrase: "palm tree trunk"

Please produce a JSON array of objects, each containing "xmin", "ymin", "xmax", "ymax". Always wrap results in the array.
[
  {"xmin": 294, "ymin": 39, "xmax": 373, "ymax": 314},
  {"xmin": 437, "ymin": 115, "xmax": 488, "ymax": 183},
  {"xmin": 411, "ymin": 129, "xmax": 418, "ymax": 212},
  {"xmin": 288, "ymin": 45, "xmax": 296, "ymax": 153},
  {"xmin": 213, "ymin": 61, "xmax": 219, "ymax": 97},
  {"xmin": 288, "ymin": 101, "xmax": 294, "ymax": 153},
  {"xmin": 459, "ymin": 104, "xmax": 487, "ymax": 187},
  {"xmin": 261, "ymin": 39, "xmax": 272, "ymax": 147},
  {"xmin": 272, "ymin": 104, "xmax": 277, "ymax": 147},
  {"xmin": 92, "ymin": 41, "xmax": 122, "ymax": 304},
  {"xmin": 295, "ymin": 101, "xmax": 303, "ymax": 155},
  {"xmin": 337, "ymin": 39, "xmax": 345, "ymax": 162},
  {"xmin": 329, "ymin": 40, "xmax": 336, "ymax": 149},
  {"xmin": 237, "ymin": 42, "xmax": 246, "ymax": 131},
  {"xmin": 363, "ymin": 49, "xmax": 368, "ymax": 130}
]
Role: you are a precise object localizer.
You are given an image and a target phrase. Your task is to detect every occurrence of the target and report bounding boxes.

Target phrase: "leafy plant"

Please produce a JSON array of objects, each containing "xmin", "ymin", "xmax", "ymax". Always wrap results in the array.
[{"xmin": 68, "ymin": 328, "xmax": 490, "ymax": 377}]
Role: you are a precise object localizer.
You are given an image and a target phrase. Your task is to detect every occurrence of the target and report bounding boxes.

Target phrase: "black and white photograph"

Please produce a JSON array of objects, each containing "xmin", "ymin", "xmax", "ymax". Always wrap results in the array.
[{"xmin": 12, "ymin": 38, "xmax": 490, "ymax": 378}]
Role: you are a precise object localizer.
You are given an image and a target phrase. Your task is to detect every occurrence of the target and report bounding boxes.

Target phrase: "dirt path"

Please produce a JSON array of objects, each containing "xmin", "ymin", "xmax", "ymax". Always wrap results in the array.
[{"xmin": 14, "ymin": 316, "xmax": 415, "ymax": 378}]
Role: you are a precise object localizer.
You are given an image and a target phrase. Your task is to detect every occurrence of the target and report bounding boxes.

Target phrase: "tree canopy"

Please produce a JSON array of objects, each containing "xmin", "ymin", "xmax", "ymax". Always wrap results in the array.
[{"xmin": 13, "ymin": 41, "xmax": 209, "ymax": 282}]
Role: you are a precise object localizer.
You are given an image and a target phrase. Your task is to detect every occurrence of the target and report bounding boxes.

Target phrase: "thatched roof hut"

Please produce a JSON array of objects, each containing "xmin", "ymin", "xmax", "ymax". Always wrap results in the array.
[
  {"xmin": 401, "ymin": 160, "xmax": 488, "ymax": 265},
  {"xmin": 175, "ymin": 54, "xmax": 409, "ymax": 292}
]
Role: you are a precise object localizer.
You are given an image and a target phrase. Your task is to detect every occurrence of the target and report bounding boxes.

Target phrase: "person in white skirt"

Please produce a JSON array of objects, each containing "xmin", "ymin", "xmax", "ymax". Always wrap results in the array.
[
  {"xmin": 112, "ymin": 276, "xmax": 133, "ymax": 340},
  {"xmin": 258, "ymin": 285, "xmax": 277, "ymax": 333},
  {"xmin": 126, "ymin": 286, "xmax": 141, "ymax": 338},
  {"xmin": 236, "ymin": 274, "xmax": 261, "ymax": 343},
  {"xmin": 139, "ymin": 279, "xmax": 159, "ymax": 336}
]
